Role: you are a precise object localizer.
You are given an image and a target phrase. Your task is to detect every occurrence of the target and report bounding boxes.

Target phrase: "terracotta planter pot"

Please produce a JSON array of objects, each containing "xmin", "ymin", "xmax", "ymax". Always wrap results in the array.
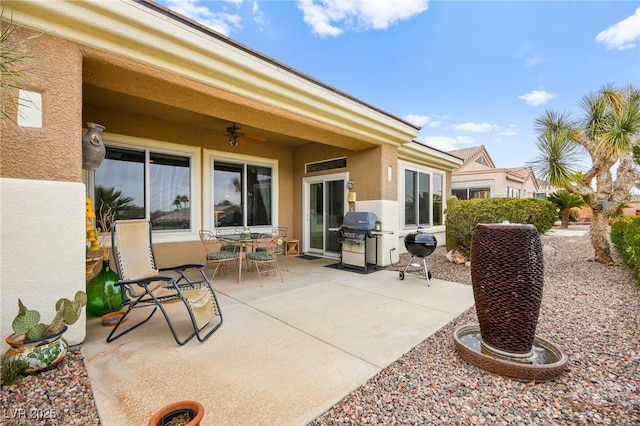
[
  {"xmin": 101, "ymin": 311, "xmax": 126, "ymax": 327},
  {"xmin": 3, "ymin": 326, "xmax": 69, "ymax": 374},
  {"xmin": 470, "ymin": 223, "xmax": 543, "ymax": 358},
  {"xmin": 148, "ymin": 400, "xmax": 204, "ymax": 426}
]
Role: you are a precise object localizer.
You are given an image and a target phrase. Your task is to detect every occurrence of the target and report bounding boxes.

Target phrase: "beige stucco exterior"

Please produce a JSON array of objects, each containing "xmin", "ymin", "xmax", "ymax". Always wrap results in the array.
[
  {"xmin": 1, "ymin": 28, "xmax": 84, "ymax": 181},
  {"xmin": 1, "ymin": 0, "xmax": 462, "ymax": 349},
  {"xmin": 449, "ymin": 145, "xmax": 539, "ymax": 199}
]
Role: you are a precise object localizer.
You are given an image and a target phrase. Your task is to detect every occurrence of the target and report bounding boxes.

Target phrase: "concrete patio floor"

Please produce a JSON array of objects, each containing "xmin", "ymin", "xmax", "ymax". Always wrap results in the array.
[{"xmin": 81, "ymin": 255, "xmax": 474, "ymax": 425}]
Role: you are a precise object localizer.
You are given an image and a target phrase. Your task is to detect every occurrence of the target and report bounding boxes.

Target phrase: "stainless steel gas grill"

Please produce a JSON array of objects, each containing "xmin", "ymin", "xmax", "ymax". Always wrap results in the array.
[
  {"xmin": 337, "ymin": 211, "xmax": 379, "ymax": 271},
  {"xmin": 399, "ymin": 228, "xmax": 437, "ymax": 285}
]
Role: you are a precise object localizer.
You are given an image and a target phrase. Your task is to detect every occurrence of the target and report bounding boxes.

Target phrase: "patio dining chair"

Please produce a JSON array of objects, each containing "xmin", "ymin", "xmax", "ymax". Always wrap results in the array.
[
  {"xmin": 246, "ymin": 233, "xmax": 284, "ymax": 286},
  {"xmin": 107, "ymin": 219, "xmax": 223, "ymax": 346},
  {"xmin": 199, "ymin": 230, "xmax": 240, "ymax": 280},
  {"xmin": 270, "ymin": 227, "xmax": 289, "ymax": 271}
]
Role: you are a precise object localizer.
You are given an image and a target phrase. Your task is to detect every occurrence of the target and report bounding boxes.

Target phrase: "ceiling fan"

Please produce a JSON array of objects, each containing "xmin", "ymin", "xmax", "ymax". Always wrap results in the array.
[{"xmin": 226, "ymin": 123, "xmax": 267, "ymax": 146}]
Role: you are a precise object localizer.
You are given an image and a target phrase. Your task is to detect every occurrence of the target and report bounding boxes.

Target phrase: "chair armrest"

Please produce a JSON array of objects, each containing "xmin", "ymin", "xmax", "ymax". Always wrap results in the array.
[
  {"xmin": 114, "ymin": 274, "xmax": 175, "ymax": 287},
  {"xmin": 159, "ymin": 263, "xmax": 206, "ymax": 272}
]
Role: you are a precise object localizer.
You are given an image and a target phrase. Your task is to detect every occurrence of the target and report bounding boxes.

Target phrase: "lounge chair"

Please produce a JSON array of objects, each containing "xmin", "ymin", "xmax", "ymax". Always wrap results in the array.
[{"xmin": 107, "ymin": 219, "xmax": 223, "ymax": 345}]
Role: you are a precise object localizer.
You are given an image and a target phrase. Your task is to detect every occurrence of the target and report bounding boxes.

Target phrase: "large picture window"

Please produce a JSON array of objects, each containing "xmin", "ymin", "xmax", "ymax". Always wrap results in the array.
[
  {"xmin": 95, "ymin": 146, "xmax": 192, "ymax": 232},
  {"xmin": 402, "ymin": 164, "xmax": 445, "ymax": 228},
  {"xmin": 214, "ymin": 160, "xmax": 272, "ymax": 228},
  {"xmin": 452, "ymin": 188, "xmax": 490, "ymax": 200}
]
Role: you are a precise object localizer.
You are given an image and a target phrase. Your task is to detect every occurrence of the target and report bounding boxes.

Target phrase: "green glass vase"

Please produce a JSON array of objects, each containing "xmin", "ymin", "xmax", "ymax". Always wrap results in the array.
[{"xmin": 86, "ymin": 260, "xmax": 122, "ymax": 317}]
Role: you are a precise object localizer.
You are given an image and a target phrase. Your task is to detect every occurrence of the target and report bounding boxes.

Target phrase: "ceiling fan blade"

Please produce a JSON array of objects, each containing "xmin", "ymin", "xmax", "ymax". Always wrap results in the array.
[{"xmin": 242, "ymin": 132, "xmax": 267, "ymax": 143}]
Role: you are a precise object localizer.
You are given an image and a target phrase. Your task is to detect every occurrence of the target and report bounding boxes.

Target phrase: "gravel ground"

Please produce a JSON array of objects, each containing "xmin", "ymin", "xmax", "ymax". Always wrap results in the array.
[
  {"xmin": 312, "ymin": 225, "xmax": 640, "ymax": 425},
  {"xmin": 2, "ymin": 225, "xmax": 639, "ymax": 425}
]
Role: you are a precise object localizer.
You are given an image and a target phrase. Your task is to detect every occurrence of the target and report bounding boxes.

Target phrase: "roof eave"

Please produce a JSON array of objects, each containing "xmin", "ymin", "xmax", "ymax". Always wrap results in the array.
[
  {"xmin": 5, "ymin": 0, "xmax": 419, "ymax": 146},
  {"xmin": 398, "ymin": 141, "xmax": 464, "ymax": 170}
]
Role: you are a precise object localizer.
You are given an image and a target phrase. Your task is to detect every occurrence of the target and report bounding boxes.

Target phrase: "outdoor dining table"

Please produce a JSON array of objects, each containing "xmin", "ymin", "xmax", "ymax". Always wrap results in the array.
[{"xmin": 218, "ymin": 233, "xmax": 262, "ymax": 282}]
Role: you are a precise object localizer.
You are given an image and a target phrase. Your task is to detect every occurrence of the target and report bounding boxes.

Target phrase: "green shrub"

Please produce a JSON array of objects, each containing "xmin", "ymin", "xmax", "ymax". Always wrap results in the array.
[
  {"xmin": 445, "ymin": 196, "xmax": 460, "ymax": 251},
  {"xmin": 445, "ymin": 197, "xmax": 557, "ymax": 255},
  {"xmin": 610, "ymin": 216, "xmax": 640, "ymax": 285}
]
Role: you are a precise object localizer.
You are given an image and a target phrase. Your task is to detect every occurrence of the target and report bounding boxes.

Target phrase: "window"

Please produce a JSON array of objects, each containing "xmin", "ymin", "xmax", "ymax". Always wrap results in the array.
[
  {"xmin": 95, "ymin": 145, "xmax": 193, "ymax": 232},
  {"xmin": 305, "ymin": 157, "xmax": 347, "ymax": 173},
  {"xmin": 214, "ymin": 160, "xmax": 273, "ymax": 228},
  {"xmin": 470, "ymin": 188, "xmax": 490, "ymax": 199},
  {"xmin": 452, "ymin": 188, "xmax": 490, "ymax": 200},
  {"xmin": 507, "ymin": 187, "xmax": 521, "ymax": 198},
  {"xmin": 433, "ymin": 173, "xmax": 443, "ymax": 226},
  {"xmin": 402, "ymin": 164, "xmax": 445, "ymax": 228}
]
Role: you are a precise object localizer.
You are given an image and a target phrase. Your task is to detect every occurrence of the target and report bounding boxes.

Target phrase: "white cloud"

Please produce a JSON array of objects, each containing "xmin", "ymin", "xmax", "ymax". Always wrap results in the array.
[
  {"xmin": 296, "ymin": 0, "xmax": 428, "ymax": 37},
  {"xmin": 252, "ymin": 1, "xmax": 267, "ymax": 26},
  {"xmin": 420, "ymin": 135, "xmax": 475, "ymax": 151},
  {"xmin": 403, "ymin": 114, "xmax": 430, "ymax": 127},
  {"xmin": 452, "ymin": 122, "xmax": 494, "ymax": 133},
  {"xmin": 517, "ymin": 90, "xmax": 556, "ymax": 106},
  {"xmin": 596, "ymin": 7, "xmax": 640, "ymax": 50},
  {"xmin": 164, "ymin": 0, "xmax": 243, "ymax": 35},
  {"xmin": 498, "ymin": 128, "xmax": 517, "ymax": 137}
]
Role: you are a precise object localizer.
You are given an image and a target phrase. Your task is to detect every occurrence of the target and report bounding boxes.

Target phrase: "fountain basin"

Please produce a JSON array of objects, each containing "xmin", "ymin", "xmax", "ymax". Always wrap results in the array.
[{"xmin": 453, "ymin": 323, "xmax": 568, "ymax": 382}]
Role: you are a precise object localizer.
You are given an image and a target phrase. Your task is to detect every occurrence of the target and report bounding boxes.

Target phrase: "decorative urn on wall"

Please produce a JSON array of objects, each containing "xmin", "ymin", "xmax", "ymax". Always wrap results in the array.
[{"xmin": 82, "ymin": 122, "xmax": 106, "ymax": 171}]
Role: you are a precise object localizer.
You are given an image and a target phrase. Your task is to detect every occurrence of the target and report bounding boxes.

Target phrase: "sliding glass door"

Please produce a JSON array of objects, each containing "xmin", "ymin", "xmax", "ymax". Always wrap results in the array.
[{"xmin": 303, "ymin": 173, "xmax": 348, "ymax": 257}]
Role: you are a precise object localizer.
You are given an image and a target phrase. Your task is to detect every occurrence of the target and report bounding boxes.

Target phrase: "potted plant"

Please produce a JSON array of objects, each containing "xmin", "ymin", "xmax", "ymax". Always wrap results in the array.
[
  {"xmin": 148, "ymin": 400, "xmax": 204, "ymax": 426},
  {"xmin": 3, "ymin": 291, "xmax": 87, "ymax": 378}
]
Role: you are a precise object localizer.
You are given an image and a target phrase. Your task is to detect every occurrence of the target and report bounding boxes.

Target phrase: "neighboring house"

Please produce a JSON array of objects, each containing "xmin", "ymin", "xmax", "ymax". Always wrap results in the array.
[
  {"xmin": 0, "ymin": 1, "xmax": 462, "ymax": 346},
  {"xmin": 448, "ymin": 145, "xmax": 539, "ymax": 199}
]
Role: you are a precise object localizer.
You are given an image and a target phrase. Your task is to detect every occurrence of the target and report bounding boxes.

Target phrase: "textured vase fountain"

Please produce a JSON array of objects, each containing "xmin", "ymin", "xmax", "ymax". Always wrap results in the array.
[{"xmin": 453, "ymin": 223, "xmax": 568, "ymax": 381}]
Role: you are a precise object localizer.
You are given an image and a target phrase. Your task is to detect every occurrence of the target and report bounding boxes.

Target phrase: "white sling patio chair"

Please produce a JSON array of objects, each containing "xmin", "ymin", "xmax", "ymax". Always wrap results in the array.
[{"xmin": 107, "ymin": 219, "xmax": 223, "ymax": 346}]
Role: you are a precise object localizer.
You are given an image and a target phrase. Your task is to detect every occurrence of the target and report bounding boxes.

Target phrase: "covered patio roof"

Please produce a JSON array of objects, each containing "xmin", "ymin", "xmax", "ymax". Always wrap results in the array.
[{"xmin": 9, "ymin": 0, "xmax": 422, "ymax": 151}]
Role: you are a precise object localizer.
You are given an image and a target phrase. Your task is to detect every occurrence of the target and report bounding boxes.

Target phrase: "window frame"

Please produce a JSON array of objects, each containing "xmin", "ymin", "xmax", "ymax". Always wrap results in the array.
[
  {"xmin": 399, "ymin": 161, "xmax": 446, "ymax": 230},
  {"xmin": 203, "ymin": 149, "xmax": 279, "ymax": 234},
  {"xmin": 90, "ymin": 133, "xmax": 201, "ymax": 244}
]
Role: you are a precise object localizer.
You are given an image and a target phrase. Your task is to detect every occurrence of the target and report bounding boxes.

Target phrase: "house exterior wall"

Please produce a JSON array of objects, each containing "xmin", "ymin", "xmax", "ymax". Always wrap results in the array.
[
  {"xmin": 452, "ymin": 170, "xmax": 536, "ymax": 199},
  {"xmin": 1, "ymin": 29, "xmax": 83, "ymax": 181},
  {"xmin": 1, "ymin": 29, "xmax": 87, "ymax": 349},
  {"xmin": 520, "ymin": 175, "xmax": 539, "ymax": 198},
  {"xmin": 1, "ymin": 1, "xmax": 461, "ymax": 351}
]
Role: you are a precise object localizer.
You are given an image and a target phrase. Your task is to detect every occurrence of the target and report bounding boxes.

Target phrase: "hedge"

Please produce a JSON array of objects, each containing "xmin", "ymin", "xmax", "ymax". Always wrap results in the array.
[
  {"xmin": 445, "ymin": 197, "xmax": 557, "ymax": 254},
  {"xmin": 610, "ymin": 216, "xmax": 640, "ymax": 285}
]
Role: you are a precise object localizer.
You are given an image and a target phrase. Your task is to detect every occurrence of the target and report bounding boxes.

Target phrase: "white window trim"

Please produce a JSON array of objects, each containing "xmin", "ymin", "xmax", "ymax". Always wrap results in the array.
[
  {"xmin": 98, "ymin": 133, "xmax": 202, "ymax": 244},
  {"xmin": 203, "ymin": 149, "xmax": 279, "ymax": 234},
  {"xmin": 398, "ymin": 160, "xmax": 446, "ymax": 232}
]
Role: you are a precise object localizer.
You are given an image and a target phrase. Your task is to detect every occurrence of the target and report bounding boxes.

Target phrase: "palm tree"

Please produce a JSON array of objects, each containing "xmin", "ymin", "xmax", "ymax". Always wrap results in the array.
[
  {"xmin": 547, "ymin": 190, "xmax": 587, "ymax": 228},
  {"xmin": 530, "ymin": 84, "xmax": 640, "ymax": 263},
  {"xmin": 95, "ymin": 186, "xmax": 136, "ymax": 228}
]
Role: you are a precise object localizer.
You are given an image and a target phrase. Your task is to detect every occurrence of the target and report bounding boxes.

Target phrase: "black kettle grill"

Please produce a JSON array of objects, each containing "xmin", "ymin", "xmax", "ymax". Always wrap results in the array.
[{"xmin": 399, "ymin": 228, "xmax": 437, "ymax": 285}]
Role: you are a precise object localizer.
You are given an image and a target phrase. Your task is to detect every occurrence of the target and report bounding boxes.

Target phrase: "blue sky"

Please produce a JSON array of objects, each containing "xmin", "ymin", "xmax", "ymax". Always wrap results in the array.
[{"xmin": 157, "ymin": 0, "xmax": 640, "ymax": 168}]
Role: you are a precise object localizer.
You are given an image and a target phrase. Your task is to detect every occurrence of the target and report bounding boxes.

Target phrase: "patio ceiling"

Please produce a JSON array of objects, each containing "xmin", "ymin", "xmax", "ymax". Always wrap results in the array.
[
  {"xmin": 8, "ymin": 0, "xmax": 420, "ymax": 152},
  {"xmin": 83, "ymin": 84, "xmax": 309, "ymax": 148}
]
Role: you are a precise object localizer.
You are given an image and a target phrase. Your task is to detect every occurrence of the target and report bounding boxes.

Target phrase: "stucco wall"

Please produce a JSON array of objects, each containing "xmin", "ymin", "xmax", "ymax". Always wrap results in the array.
[
  {"xmin": 1, "ymin": 28, "xmax": 86, "ymax": 349},
  {"xmin": 1, "ymin": 178, "xmax": 86, "ymax": 351},
  {"xmin": 0, "ymin": 28, "xmax": 83, "ymax": 181}
]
